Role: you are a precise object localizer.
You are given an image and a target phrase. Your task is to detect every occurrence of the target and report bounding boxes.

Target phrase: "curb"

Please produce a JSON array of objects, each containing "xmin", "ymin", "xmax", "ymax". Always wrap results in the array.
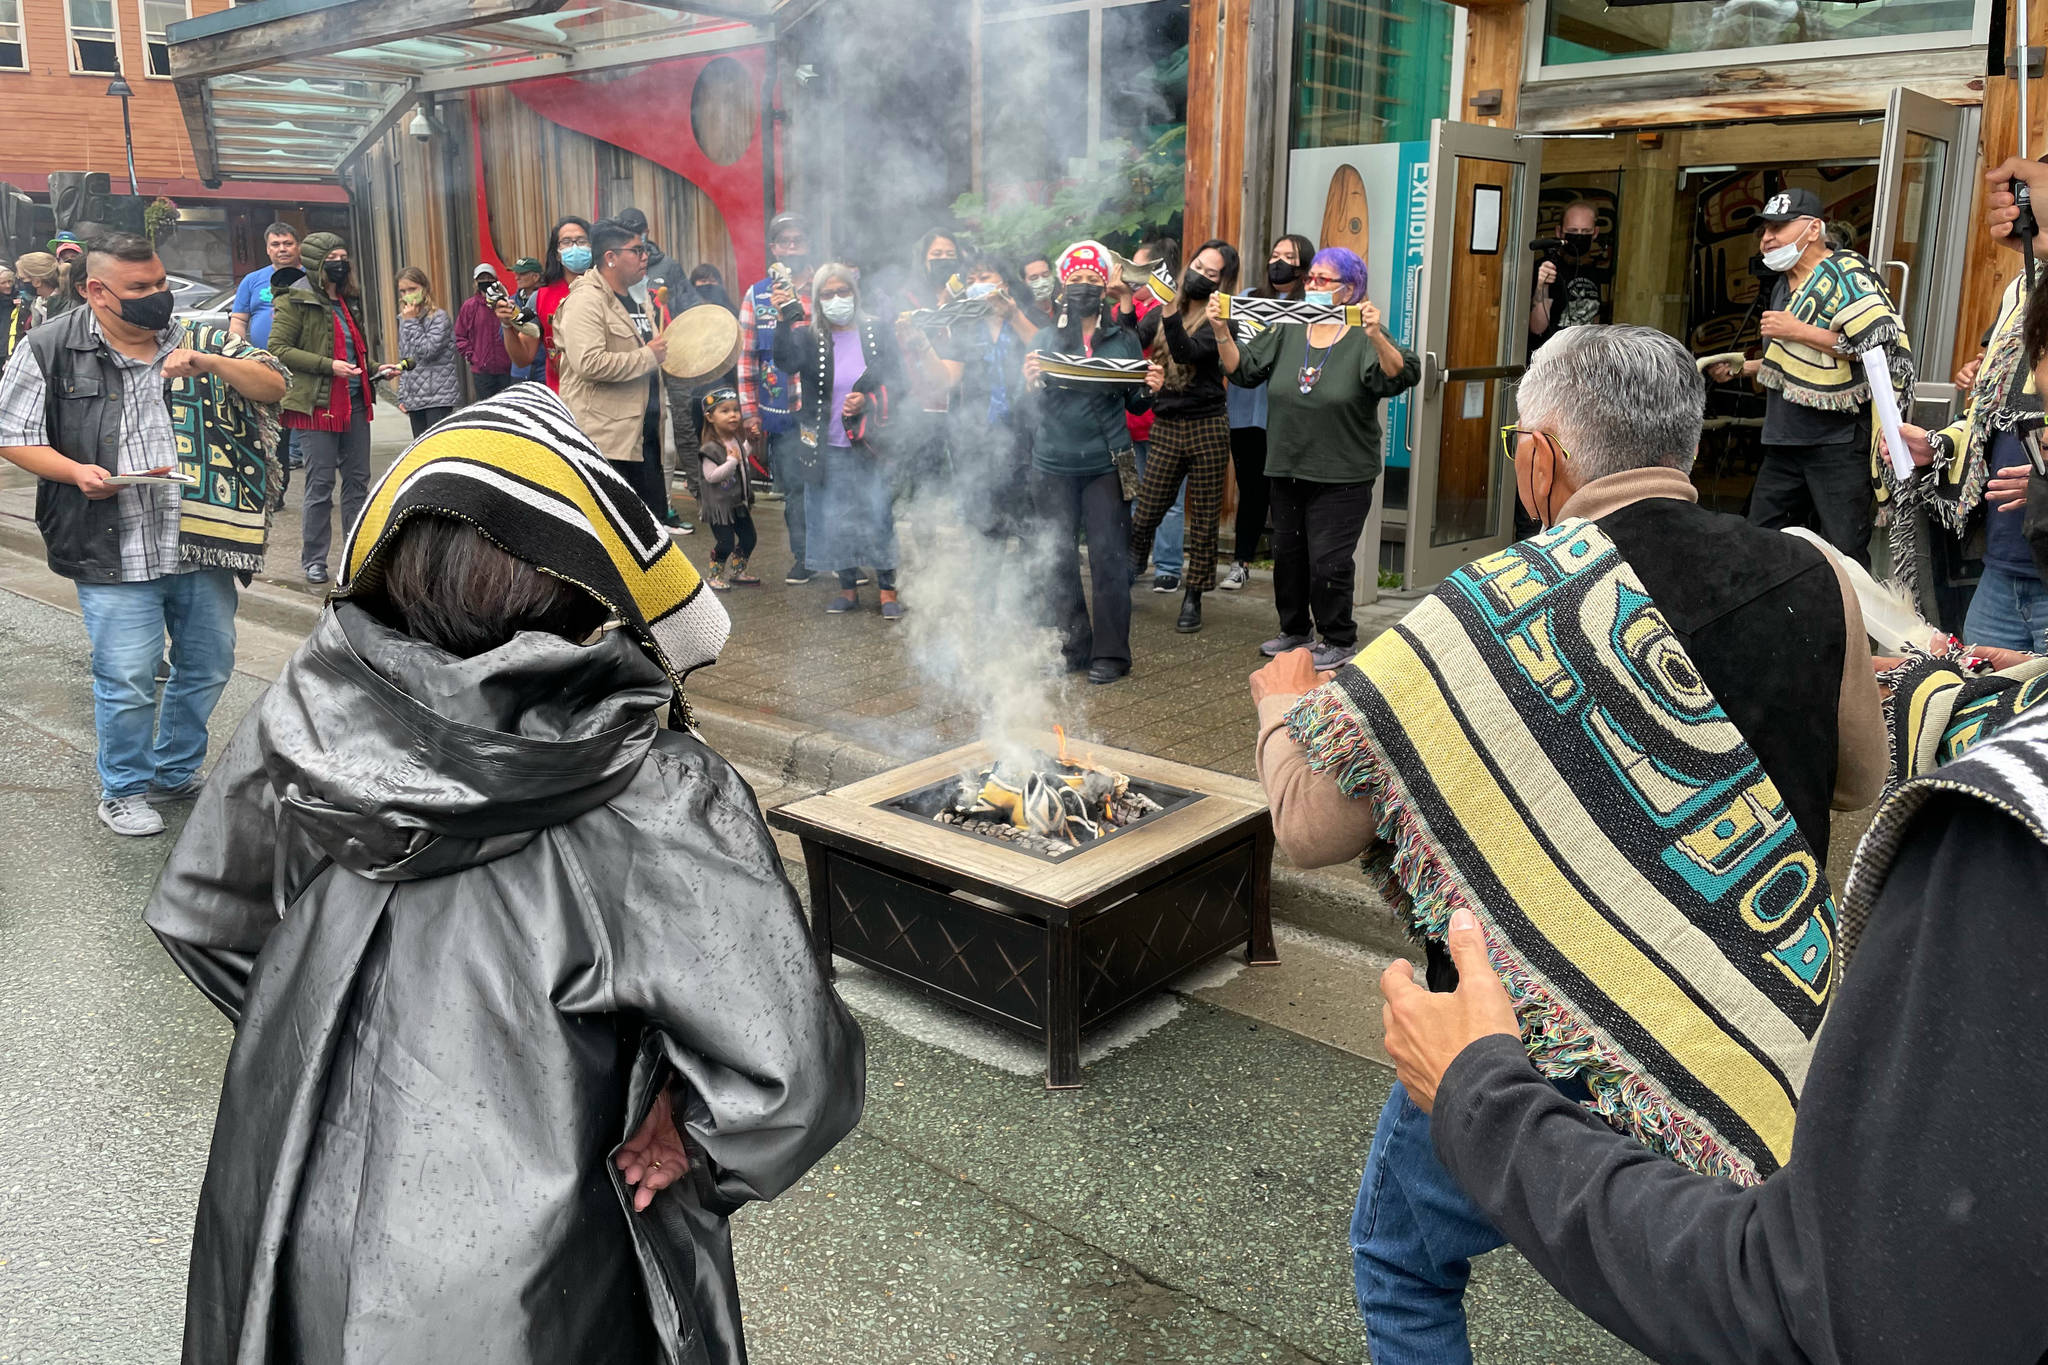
[{"xmin": 0, "ymin": 514, "xmax": 1411, "ymax": 959}]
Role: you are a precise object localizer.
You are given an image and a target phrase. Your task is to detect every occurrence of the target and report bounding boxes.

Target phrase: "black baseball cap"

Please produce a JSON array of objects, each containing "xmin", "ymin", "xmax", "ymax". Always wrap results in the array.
[{"xmin": 1756, "ymin": 187, "xmax": 1825, "ymax": 224}]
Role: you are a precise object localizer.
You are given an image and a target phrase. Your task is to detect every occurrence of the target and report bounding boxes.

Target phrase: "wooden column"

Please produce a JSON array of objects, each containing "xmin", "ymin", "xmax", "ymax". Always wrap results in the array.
[
  {"xmin": 1956, "ymin": 0, "xmax": 2048, "ymax": 364},
  {"xmin": 1182, "ymin": 0, "xmax": 1251, "ymax": 255},
  {"xmin": 1460, "ymin": 0, "xmax": 1527, "ymax": 130}
]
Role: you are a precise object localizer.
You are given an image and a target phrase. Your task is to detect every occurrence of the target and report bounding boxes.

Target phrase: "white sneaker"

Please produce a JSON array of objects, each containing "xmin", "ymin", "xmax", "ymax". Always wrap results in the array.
[
  {"xmin": 98, "ymin": 794, "xmax": 166, "ymax": 837},
  {"xmin": 1219, "ymin": 562, "xmax": 1250, "ymax": 591}
]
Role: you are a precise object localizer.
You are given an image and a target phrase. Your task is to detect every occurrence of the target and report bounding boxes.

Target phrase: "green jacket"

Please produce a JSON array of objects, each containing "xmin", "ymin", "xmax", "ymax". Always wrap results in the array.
[{"xmin": 267, "ymin": 283, "xmax": 372, "ymax": 417}]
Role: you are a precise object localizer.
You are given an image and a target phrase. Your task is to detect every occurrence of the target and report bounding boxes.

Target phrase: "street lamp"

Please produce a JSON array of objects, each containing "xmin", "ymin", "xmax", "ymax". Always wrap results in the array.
[{"xmin": 105, "ymin": 76, "xmax": 138, "ymax": 196}]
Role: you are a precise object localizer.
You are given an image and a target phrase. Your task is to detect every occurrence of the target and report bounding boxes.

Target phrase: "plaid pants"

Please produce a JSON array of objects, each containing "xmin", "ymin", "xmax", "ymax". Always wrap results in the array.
[{"xmin": 1130, "ymin": 411, "xmax": 1229, "ymax": 591}]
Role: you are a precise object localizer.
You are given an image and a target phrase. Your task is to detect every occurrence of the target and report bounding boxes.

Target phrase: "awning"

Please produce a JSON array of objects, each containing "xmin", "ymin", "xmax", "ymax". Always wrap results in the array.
[{"xmin": 167, "ymin": 0, "xmax": 806, "ymax": 184}]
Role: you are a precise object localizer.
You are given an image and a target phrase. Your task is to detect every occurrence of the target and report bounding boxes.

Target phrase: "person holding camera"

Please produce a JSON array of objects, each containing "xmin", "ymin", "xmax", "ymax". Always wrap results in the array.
[
  {"xmin": 1529, "ymin": 201, "xmax": 1610, "ymax": 350},
  {"xmin": 455, "ymin": 262, "xmax": 536, "ymax": 404}
]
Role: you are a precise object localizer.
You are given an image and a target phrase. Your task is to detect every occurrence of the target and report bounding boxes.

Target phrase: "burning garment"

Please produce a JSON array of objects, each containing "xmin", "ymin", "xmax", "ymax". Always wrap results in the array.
[{"xmin": 932, "ymin": 730, "xmax": 1163, "ymax": 857}]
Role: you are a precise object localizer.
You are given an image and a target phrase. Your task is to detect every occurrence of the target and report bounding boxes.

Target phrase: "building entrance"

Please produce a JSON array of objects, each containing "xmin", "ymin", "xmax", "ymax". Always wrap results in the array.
[{"xmin": 1534, "ymin": 95, "xmax": 1973, "ymax": 517}]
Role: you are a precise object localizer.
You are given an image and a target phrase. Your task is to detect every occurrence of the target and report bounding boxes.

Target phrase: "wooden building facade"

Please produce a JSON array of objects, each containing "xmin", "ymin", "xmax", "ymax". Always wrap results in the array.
[{"xmin": 1183, "ymin": 0, "xmax": 2041, "ymax": 596}]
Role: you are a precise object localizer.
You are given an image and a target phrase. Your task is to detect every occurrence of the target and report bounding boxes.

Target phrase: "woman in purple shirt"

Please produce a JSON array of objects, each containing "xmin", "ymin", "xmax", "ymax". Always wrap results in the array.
[{"xmin": 771, "ymin": 263, "xmax": 904, "ymax": 618}]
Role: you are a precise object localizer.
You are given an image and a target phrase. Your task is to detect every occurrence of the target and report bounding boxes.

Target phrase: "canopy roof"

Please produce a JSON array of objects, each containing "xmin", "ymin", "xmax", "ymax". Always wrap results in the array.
[{"xmin": 167, "ymin": 0, "xmax": 798, "ymax": 183}]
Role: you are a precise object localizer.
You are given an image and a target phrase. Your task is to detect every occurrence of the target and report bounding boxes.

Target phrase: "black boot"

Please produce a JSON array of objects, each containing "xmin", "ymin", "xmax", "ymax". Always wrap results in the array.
[{"xmin": 1176, "ymin": 587, "xmax": 1203, "ymax": 634}]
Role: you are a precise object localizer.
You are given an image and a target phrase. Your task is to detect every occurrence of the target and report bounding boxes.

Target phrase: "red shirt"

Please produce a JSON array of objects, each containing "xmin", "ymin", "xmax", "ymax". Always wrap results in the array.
[{"xmin": 537, "ymin": 277, "xmax": 575, "ymax": 391}]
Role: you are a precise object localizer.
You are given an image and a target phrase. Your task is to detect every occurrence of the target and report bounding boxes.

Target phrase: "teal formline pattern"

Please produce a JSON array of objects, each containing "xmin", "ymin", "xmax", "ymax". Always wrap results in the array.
[{"xmin": 1286, "ymin": 518, "xmax": 1835, "ymax": 1185}]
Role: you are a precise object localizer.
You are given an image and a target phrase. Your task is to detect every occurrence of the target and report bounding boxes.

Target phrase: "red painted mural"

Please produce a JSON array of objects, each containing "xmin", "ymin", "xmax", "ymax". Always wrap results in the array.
[{"xmin": 508, "ymin": 47, "xmax": 772, "ymax": 286}]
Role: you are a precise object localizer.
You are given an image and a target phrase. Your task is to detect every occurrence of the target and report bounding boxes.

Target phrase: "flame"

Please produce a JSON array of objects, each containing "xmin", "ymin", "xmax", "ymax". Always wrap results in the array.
[{"xmin": 1054, "ymin": 724, "xmax": 1069, "ymax": 765}]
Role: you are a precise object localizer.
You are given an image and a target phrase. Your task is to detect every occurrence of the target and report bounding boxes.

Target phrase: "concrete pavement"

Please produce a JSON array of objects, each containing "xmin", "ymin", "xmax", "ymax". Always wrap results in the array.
[{"xmin": 0, "ymin": 557, "xmax": 1646, "ymax": 1362}]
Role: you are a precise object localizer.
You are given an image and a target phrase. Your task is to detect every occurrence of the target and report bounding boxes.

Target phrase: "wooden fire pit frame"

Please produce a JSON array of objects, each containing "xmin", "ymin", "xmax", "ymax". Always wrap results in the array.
[{"xmin": 768, "ymin": 737, "xmax": 1278, "ymax": 1088}]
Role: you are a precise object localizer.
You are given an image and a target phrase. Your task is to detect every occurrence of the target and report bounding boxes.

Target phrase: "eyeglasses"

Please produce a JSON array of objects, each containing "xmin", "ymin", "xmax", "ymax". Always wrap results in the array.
[
  {"xmin": 618, "ymin": 244, "xmax": 650, "ymax": 257},
  {"xmin": 1499, "ymin": 424, "xmax": 1571, "ymax": 468},
  {"xmin": 1303, "ymin": 272, "xmax": 1342, "ymax": 287}
]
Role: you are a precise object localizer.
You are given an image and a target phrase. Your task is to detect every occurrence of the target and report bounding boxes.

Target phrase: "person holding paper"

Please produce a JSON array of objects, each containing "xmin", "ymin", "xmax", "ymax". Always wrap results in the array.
[
  {"xmin": 0, "ymin": 231, "xmax": 286, "ymax": 838},
  {"xmin": 1706, "ymin": 186, "xmax": 1912, "ymax": 570}
]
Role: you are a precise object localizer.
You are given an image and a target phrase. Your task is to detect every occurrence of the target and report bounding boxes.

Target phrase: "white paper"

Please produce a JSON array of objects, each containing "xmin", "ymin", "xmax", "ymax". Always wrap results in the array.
[
  {"xmin": 1460, "ymin": 380, "xmax": 1485, "ymax": 420},
  {"xmin": 1862, "ymin": 350, "xmax": 1915, "ymax": 483},
  {"xmin": 103, "ymin": 472, "xmax": 198, "ymax": 487},
  {"xmin": 1469, "ymin": 185, "xmax": 1503, "ymax": 255}
]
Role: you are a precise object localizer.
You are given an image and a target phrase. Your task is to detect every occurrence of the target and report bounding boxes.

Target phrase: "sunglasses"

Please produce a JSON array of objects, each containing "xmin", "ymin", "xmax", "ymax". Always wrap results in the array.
[{"xmin": 1499, "ymin": 424, "xmax": 1572, "ymax": 468}]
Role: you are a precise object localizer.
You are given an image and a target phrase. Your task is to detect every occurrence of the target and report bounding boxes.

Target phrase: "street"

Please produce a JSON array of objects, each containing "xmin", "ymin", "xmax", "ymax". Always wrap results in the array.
[{"xmin": 0, "ymin": 552, "xmax": 1643, "ymax": 1363}]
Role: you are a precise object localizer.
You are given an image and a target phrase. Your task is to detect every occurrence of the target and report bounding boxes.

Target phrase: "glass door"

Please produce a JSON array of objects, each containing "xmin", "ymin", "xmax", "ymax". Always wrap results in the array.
[
  {"xmin": 1404, "ymin": 120, "xmax": 1542, "ymax": 590},
  {"xmin": 1869, "ymin": 87, "xmax": 1968, "ymax": 420}
]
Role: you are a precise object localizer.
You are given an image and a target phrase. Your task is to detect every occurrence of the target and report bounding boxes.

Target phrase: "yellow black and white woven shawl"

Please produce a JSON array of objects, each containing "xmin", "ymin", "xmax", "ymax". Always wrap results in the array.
[
  {"xmin": 1287, "ymin": 519, "xmax": 1836, "ymax": 1185},
  {"xmin": 335, "ymin": 383, "xmax": 730, "ymax": 723},
  {"xmin": 1756, "ymin": 249, "xmax": 1911, "ymax": 412}
]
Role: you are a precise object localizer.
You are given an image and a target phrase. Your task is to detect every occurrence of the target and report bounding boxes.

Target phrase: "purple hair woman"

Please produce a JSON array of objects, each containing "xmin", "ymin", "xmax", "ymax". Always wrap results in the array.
[{"xmin": 1208, "ymin": 246, "xmax": 1419, "ymax": 670}]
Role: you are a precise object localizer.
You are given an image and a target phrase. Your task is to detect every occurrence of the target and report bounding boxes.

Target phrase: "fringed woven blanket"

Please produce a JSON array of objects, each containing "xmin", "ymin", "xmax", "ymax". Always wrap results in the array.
[
  {"xmin": 169, "ymin": 323, "xmax": 286, "ymax": 575},
  {"xmin": 1843, "ymin": 701, "xmax": 2048, "ymax": 967},
  {"xmin": 1756, "ymin": 250, "xmax": 1922, "ymax": 594},
  {"xmin": 1286, "ymin": 519, "xmax": 1837, "ymax": 1185},
  {"xmin": 1879, "ymin": 651, "xmax": 2048, "ymax": 791},
  {"xmin": 1756, "ymin": 250, "xmax": 1911, "ymax": 411}
]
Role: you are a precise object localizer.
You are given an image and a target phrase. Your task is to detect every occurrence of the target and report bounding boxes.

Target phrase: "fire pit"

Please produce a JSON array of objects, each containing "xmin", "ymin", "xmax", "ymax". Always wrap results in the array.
[{"xmin": 769, "ymin": 735, "xmax": 1276, "ymax": 1088}]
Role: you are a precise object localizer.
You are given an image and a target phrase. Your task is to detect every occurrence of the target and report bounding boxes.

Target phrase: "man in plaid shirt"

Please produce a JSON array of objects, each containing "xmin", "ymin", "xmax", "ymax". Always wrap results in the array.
[
  {"xmin": 0, "ymin": 234, "xmax": 285, "ymax": 837},
  {"xmin": 740, "ymin": 212, "xmax": 815, "ymax": 582}
]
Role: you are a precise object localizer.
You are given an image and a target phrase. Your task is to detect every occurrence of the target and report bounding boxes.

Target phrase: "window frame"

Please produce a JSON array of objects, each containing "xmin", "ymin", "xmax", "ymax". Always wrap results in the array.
[
  {"xmin": 1522, "ymin": 0, "xmax": 1992, "ymax": 84},
  {"xmin": 65, "ymin": 0, "xmax": 122, "ymax": 76},
  {"xmin": 138, "ymin": 0, "xmax": 186, "ymax": 78},
  {"xmin": 0, "ymin": 0, "xmax": 29, "ymax": 73}
]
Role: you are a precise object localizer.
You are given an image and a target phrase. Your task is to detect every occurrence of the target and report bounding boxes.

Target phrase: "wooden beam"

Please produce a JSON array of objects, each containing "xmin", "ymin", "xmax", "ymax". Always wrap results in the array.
[
  {"xmin": 1184, "ymin": 0, "xmax": 1222, "ymax": 252},
  {"xmin": 176, "ymin": 78, "xmax": 222, "ymax": 184},
  {"xmin": 1518, "ymin": 49, "xmax": 1982, "ymax": 130},
  {"xmin": 169, "ymin": 0, "xmax": 558, "ymax": 81},
  {"xmin": 1954, "ymin": 0, "xmax": 2047, "ymax": 370}
]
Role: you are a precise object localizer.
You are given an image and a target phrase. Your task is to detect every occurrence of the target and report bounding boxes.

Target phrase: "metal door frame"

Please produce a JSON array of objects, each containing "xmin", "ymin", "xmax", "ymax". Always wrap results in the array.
[
  {"xmin": 1870, "ymin": 87, "xmax": 1973, "ymax": 409},
  {"xmin": 1399, "ymin": 119, "xmax": 1542, "ymax": 591}
]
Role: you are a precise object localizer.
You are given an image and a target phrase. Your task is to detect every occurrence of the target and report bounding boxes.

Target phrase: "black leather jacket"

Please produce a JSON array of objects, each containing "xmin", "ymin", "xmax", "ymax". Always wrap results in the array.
[{"xmin": 145, "ymin": 604, "xmax": 865, "ymax": 1364}]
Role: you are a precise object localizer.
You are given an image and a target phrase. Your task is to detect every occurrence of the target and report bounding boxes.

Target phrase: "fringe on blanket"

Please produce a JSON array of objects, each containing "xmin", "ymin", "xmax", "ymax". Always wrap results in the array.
[{"xmin": 1286, "ymin": 686, "xmax": 1765, "ymax": 1188}]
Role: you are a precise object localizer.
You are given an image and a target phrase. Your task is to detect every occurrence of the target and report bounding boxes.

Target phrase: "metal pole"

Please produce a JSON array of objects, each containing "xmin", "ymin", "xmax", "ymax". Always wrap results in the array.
[
  {"xmin": 120, "ymin": 93, "xmax": 138, "ymax": 196},
  {"xmin": 2022, "ymin": 0, "xmax": 2032, "ymax": 160}
]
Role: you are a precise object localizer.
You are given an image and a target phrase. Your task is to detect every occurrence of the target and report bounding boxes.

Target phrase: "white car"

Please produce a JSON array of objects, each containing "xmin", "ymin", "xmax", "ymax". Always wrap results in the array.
[
  {"xmin": 174, "ymin": 284, "xmax": 236, "ymax": 336},
  {"xmin": 167, "ymin": 272, "xmax": 223, "ymax": 311}
]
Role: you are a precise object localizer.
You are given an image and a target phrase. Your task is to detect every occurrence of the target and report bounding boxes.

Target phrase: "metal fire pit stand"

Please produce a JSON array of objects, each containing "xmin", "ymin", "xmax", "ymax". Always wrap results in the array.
[{"xmin": 769, "ymin": 739, "xmax": 1277, "ymax": 1089}]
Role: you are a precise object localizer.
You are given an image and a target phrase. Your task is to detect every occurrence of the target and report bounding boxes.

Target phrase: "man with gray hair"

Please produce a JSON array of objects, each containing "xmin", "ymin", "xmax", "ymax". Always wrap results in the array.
[{"xmin": 1248, "ymin": 323, "xmax": 1885, "ymax": 1362}]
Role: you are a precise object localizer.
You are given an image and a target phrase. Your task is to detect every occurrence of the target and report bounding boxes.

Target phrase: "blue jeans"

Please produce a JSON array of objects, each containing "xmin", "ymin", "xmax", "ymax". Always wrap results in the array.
[
  {"xmin": 767, "ymin": 427, "xmax": 809, "ymax": 566},
  {"xmin": 1963, "ymin": 562, "xmax": 2048, "ymax": 654},
  {"xmin": 1133, "ymin": 440, "xmax": 1184, "ymax": 576},
  {"xmin": 1352, "ymin": 1081, "xmax": 1505, "ymax": 1365},
  {"xmin": 74, "ymin": 569, "xmax": 239, "ymax": 800}
]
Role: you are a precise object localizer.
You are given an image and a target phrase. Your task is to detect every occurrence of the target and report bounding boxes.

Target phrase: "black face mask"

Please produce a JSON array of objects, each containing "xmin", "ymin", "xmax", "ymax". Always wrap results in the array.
[
  {"xmin": 1181, "ymin": 272, "xmax": 1219, "ymax": 301},
  {"xmin": 322, "ymin": 259, "xmax": 352, "ymax": 286},
  {"xmin": 927, "ymin": 258, "xmax": 958, "ymax": 287},
  {"xmin": 776, "ymin": 252, "xmax": 809, "ymax": 278},
  {"xmin": 1267, "ymin": 259, "xmax": 1299, "ymax": 287},
  {"xmin": 1062, "ymin": 283, "xmax": 1104, "ymax": 317},
  {"xmin": 113, "ymin": 288, "xmax": 174, "ymax": 332}
]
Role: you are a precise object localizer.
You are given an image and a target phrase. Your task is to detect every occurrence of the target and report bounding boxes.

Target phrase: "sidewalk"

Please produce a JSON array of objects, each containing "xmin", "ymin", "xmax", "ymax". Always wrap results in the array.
[
  {"xmin": 0, "ymin": 407, "xmax": 1405, "ymax": 782},
  {"xmin": 0, "ymin": 409, "xmax": 1426, "ymax": 950}
]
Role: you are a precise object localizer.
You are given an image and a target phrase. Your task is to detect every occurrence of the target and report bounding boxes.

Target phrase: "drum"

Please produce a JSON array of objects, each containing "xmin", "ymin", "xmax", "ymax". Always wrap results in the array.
[{"xmin": 660, "ymin": 303, "xmax": 742, "ymax": 383}]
